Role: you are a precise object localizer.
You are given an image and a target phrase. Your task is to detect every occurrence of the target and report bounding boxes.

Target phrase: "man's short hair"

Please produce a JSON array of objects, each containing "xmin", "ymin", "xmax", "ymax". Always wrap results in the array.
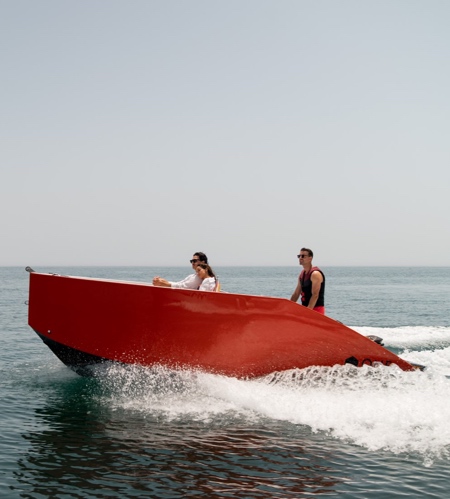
[
  {"xmin": 301, "ymin": 248, "xmax": 313, "ymax": 258},
  {"xmin": 194, "ymin": 252, "xmax": 208, "ymax": 263}
]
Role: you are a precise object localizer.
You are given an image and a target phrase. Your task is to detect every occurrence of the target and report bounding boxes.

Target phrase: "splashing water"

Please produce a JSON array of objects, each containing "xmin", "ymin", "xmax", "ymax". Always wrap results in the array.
[{"xmin": 91, "ymin": 360, "xmax": 450, "ymax": 464}]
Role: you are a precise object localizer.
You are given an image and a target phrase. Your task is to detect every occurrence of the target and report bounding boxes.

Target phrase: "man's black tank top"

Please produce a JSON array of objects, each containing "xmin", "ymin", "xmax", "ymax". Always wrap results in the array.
[{"xmin": 300, "ymin": 266, "xmax": 325, "ymax": 307}]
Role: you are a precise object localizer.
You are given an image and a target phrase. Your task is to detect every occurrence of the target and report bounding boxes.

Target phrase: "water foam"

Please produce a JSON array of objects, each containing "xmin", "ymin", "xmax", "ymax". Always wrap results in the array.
[
  {"xmin": 76, "ymin": 324, "xmax": 450, "ymax": 466},
  {"xmin": 354, "ymin": 326, "xmax": 450, "ymax": 350},
  {"xmin": 94, "ymin": 362, "xmax": 450, "ymax": 463},
  {"xmin": 354, "ymin": 326, "xmax": 450, "ymax": 376}
]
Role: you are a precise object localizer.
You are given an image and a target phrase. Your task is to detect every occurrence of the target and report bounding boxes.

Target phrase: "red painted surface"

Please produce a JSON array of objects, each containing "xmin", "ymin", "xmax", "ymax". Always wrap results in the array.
[{"xmin": 28, "ymin": 272, "xmax": 414, "ymax": 377}]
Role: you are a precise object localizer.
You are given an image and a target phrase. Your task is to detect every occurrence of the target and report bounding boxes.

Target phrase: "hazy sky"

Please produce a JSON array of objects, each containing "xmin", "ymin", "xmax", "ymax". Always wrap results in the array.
[{"xmin": 2, "ymin": 1, "xmax": 449, "ymax": 267}]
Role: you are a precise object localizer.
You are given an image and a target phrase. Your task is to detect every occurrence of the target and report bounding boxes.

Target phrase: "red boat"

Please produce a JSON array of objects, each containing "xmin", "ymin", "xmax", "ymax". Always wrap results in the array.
[{"xmin": 26, "ymin": 268, "xmax": 416, "ymax": 377}]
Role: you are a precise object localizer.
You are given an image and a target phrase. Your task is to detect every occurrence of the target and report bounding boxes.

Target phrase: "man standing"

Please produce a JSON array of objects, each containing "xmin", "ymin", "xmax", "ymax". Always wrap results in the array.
[
  {"xmin": 290, "ymin": 248, "xmax": 325, "ymax": 314},
  {"xmin": 152, "ymin": 252, "xmax": 208, "ymax": 289}
]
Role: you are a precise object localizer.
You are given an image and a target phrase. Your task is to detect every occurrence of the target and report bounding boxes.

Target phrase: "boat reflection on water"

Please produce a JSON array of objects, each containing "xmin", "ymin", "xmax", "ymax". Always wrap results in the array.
[{"xmin": 15, "ymin": 366, "xmax": 349, "ymax": 498}]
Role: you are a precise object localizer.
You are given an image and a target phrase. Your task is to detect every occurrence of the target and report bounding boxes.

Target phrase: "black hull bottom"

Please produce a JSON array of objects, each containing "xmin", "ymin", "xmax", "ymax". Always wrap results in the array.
[{"xmin": 35, "ymin": 331, "xmax": 119, "ymax": 376}]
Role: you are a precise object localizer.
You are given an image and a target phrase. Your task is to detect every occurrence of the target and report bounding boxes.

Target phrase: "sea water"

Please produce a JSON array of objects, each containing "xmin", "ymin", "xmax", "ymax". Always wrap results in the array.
[{"xmin": 1, "ymin": 266, "xmax": 450, "ymax": 498}]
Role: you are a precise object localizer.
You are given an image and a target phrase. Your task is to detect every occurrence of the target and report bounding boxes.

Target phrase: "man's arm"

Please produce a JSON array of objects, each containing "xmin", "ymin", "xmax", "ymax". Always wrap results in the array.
[
  {"xmin": 171, "ymin": 274, "xmax": 202, "ymax": 289},
  {"xmin": 153, "ymin": 273, "xmax": 201, "ymax": 289},
  {"xmin": 290, "ymin": 278, "xmax": 302, "ymax": 302},
  {"xmin": 307, "ymin": 271, "xmax": 323, "ymax": 309},
  {"xmin": 152, "ymin": 276, "xmax": 172, "ymax": 287}
]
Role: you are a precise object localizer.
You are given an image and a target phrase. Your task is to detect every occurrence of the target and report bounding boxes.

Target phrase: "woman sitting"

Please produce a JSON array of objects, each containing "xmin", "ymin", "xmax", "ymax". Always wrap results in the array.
[{"xmin": 195, "ymin": 263, "xmax": 220, "ymax": 292}]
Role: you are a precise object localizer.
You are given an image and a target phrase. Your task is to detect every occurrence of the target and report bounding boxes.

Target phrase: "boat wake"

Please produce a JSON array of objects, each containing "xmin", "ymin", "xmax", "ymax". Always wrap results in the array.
[
  {"xmin": 87, "ymin": 348, "xmax": 450, "ymax": 465},
  {"xmin": 354, "ymin": 325, "xmax": 450, "ymax": 377}
]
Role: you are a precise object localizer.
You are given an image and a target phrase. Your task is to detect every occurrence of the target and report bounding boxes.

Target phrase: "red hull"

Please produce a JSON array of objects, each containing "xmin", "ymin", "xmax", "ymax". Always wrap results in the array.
[{"xmin": 27, "ymin": 272, "xmax": 414, "ymax": 377}]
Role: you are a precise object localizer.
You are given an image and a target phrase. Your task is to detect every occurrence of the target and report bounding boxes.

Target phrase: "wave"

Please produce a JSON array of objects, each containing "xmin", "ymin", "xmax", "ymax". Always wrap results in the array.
[
  {"xmin": 353, "ymin": 326, "xmax": 450, "ymax": 350},
  {"xmin": 353, "ymin": 326, "xmax": 450, "ymax": 377},
  {"xmin": 91, "ymin": 361, "xmax": 450, "ymax": 465}
]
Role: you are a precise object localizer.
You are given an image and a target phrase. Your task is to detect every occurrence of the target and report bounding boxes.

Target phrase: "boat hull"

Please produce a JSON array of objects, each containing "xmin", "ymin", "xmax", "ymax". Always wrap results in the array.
[{"xmin": 27, "ymin": 272, "xmax": 414, "ymax": 377}]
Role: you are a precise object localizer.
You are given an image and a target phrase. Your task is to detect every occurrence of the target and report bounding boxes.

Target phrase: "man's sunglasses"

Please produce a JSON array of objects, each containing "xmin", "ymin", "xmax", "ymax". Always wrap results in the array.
[{"xmin": 297, "ymin": 254, "xmax": 310, "ymax": 258}]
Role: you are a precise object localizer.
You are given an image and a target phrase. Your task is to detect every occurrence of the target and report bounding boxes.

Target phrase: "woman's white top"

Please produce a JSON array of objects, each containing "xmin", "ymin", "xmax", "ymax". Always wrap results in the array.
[{"xmin": 198, "ymin": 277, "xmax": 216, "ymax": 291}]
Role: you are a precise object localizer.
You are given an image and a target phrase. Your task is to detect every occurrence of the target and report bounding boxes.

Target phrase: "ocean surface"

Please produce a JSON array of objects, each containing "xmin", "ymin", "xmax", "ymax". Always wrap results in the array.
[{"xmin": 2, "ymin": 265, "xmax": 450, "ymax": 498}]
